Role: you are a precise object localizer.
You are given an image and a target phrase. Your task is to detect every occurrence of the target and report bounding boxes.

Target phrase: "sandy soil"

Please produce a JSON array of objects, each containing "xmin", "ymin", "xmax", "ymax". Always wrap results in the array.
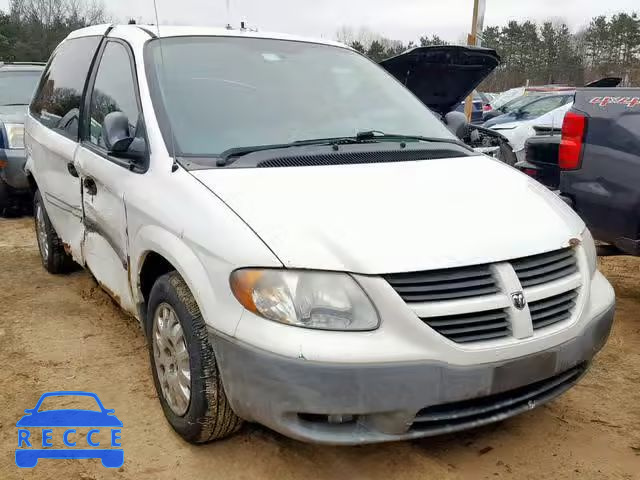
[{"xmin": 0, "ymin": 216, "xmax": 639, "ymax": 480}]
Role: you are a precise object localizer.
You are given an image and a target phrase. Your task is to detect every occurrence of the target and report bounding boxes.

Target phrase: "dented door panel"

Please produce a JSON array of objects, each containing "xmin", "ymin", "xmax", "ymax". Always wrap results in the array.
[{"xmin": 76, "ymin": 146, "xmax": 136, "ymax": 316}]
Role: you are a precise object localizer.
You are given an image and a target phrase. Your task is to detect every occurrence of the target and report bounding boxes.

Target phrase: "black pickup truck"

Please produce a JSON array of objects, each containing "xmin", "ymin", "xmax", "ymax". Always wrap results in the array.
[{"xmin": 517, "ymin": 87, "xmax": 640, "ymax": 255}]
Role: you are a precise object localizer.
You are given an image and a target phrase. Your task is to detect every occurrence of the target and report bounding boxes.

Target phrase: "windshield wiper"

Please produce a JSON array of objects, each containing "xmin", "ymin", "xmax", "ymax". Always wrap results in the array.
[
  {"xmin": 354, "ymin": 130, "xmax": 467, "ymax": 147},
  {"xmin": 0, "ymin": 103, "xmax": 28, "ymax": 107},
  {"xmin": 216, "ymin": 136, "xmax": 374, "ymax": 166},
  {"xmin": 215, "ymin": 131, "xmax": 466, "ymax": 167}
]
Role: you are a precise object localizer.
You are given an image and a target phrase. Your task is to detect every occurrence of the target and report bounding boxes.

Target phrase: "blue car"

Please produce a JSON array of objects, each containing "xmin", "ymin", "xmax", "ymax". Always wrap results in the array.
[{"xmin": 16, "ymin": 391, "xmax": 123, "ymax": 468}]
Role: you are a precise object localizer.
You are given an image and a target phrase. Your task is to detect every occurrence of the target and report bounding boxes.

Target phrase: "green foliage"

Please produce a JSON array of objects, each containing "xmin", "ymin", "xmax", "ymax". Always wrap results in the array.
[
  {"xmin": 419, "ymin": 35, "xmax": 448, "ymax": 47},
  {"xmin": 341, "ymin": 11, "xmax": 640, "ymax": 91},
  {"xmin": 0, "ymin": 0, "xmax": 107, "ymax": 62}
]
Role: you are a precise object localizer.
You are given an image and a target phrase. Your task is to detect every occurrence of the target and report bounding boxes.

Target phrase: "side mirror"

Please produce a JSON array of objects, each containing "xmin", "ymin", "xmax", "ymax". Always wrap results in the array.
[
  {"xmin": 102, "ymin": 111, "xmax": 146, "ymax": 161},
  {"xmin": 444, "ymin": 111, "xmax": 469, "ymax": 139}
]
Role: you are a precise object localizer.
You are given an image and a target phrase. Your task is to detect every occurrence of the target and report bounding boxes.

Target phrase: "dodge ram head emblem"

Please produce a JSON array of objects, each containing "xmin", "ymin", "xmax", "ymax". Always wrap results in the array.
[{"xmin": 511, "ymin": 292, "xmax": 527, "ymax": 310}]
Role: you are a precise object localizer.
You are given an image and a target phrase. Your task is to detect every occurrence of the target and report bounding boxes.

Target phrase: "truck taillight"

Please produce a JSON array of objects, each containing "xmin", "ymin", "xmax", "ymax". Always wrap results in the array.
[{"xmin": 559, "ymin": 111, "xmax": 587, "ymax": 170}]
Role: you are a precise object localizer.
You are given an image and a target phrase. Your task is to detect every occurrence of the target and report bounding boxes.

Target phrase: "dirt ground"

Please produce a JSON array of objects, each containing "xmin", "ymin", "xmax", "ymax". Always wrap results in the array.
[{"xmin": 0, "ymin": 216, "xmax": 639, "ymax": 480}]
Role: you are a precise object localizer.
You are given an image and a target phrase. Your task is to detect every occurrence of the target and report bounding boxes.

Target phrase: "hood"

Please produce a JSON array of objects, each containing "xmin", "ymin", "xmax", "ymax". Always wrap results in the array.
[
  {"xmin": 585, "ymin": 77, "xmax": 622, "ymax": 88},
  {"xmin": 379, "ymin": 46, "xmax": 500, "ymax": 116},
  {"xmin": 0, "ymin": 104, "xmax": 27, "ymax": 124},
  {"xmin": 192, "ymin": 157, "xmax": 583, "ymax": 274}
]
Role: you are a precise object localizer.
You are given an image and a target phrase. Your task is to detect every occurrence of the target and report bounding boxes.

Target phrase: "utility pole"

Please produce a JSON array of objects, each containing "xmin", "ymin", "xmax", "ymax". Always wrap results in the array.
[{"xmin": 464, "ymin": 0, "xmax": 486, "ymax": 120}]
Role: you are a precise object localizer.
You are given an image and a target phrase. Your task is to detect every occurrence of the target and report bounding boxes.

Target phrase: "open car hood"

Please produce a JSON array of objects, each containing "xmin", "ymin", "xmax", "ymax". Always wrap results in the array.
[
  {"xmin": 379, "ymin": 46, "xmax": 500, "ymax": 116},
  {"xmin": 585, "ymin": 77, "xmax": 622, "ymax": 88}
]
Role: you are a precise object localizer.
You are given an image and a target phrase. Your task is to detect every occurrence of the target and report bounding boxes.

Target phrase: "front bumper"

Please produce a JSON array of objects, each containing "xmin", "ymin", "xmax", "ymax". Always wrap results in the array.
[
  {"xmin": 211, "ymin": 301, "xmax": 615, "ymax": 445},
  {"xmin": 0, "ymin": 147, "xmax": 28, "ymax": 190}
]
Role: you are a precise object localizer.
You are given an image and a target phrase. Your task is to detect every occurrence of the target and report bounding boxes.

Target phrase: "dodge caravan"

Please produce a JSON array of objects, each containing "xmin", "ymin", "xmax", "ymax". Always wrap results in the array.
[{"xmin": 25, "ymin": 24, "xmax": 615, "ymax": 445}]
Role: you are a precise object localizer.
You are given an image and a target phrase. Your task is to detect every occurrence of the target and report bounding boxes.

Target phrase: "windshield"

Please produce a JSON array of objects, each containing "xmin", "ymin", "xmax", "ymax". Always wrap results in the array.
[
  {"xmin": 145, "ymin": 36, "xmax": 455, "ymax": 157},
  {"xmin": 0, "ymin": 70, "xmax": 42, "ymax": 106},
  {"xmin": 502, "ymin": 95, "xmax": 543, "ymax": 112}
]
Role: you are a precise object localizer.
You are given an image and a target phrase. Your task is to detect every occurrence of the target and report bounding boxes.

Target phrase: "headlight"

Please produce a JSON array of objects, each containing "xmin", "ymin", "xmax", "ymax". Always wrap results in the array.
[
  {"xmin": 5, "ymin": 123, "xmax": 25, "ymax": 149},
  {"xmin": 230, "ymin": 269, "xmax": 380, "ymax": 331},
  {"xmin": 582, "ymin": 228, "xmax": 597, "ymax": 276}
]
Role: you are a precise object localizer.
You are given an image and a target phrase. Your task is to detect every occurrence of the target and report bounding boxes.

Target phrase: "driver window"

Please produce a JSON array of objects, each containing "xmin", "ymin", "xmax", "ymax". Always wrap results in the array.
[{"xmin": 88, "ymin": 41, "xmax": 141, "ymax": 149}]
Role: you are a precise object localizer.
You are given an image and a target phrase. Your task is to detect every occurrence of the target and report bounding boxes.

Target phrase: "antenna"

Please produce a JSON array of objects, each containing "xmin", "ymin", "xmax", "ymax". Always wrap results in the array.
[{"xmin": 152, "ymin": 0, "xmax": 179, "ymax": 172}]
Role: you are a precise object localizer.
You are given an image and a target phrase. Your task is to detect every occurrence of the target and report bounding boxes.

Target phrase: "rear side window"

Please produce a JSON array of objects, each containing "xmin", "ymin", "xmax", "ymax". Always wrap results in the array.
[{"xmin": 30, "ymin": 36, "xmax": 101, "ymax": 140}]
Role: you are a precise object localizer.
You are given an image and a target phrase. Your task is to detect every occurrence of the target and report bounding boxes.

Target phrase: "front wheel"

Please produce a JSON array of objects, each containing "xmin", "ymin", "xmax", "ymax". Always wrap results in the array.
[
  {"xmin": 146, "ymin": 271, "xmax": 243, "ymax": 443},
  {"xmin": 33, "ymin": 190, "xmax": 75, "ymax": 274}
]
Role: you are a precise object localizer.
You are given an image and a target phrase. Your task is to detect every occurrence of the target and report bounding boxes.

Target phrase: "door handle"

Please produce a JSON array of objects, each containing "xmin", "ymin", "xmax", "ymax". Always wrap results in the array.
[
  {"xmin": 67, "ymin": 162, "xmax": 79, "ymax": 177},
  {"xmin": 83, "ymin": 177, "xmax": 97, "ymax": 196}
]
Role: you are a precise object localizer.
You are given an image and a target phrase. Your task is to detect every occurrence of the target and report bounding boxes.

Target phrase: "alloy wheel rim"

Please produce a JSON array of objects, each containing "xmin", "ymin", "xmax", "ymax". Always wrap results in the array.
[
  {"xmin": 35, "ymin": 204, "xmax": 49, "ymax": 262},
  {"xmin": 152, "ymin": 303, "xmax": 191, "ymax": 416}
]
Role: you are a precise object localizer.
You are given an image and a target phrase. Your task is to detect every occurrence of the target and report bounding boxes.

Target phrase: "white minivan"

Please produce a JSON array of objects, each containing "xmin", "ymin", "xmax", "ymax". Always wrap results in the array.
[{"xmin": 25, "ymin": 24, "xmax": 615, "ymax": 445}]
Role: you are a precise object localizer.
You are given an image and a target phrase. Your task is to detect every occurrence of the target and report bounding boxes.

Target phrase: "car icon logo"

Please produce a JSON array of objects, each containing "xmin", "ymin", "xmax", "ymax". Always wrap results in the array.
[{"xmin": 15, "ymin": 391, "xmax": 123, "ymax": 468}]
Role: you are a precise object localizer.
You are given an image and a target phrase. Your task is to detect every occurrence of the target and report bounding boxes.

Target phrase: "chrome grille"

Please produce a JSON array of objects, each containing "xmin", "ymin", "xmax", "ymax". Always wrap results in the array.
[
  {"xmin": 384, "ymin": 265, "xmax": 498, "ymax": 303},
  {"xmin": 421, "ymin": 308, "xmax": 509, "ymax": 343},
  {"xmin": 385, "ymin": 246, "xmax": 582, "ymax": 345},
  {"xmin": 529, "ymin": 289, "xmax": 578, "ymax": 330},
  {"xmin": 511, "ymin": 248, "xmax": 578, "ymax": 288}
]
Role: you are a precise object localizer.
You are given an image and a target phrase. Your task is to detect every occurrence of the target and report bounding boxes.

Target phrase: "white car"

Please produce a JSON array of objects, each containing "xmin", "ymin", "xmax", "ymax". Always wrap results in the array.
[
  {"xmin": 490, "ymin": 102, "xmax": 573, "ymax": 163},
  {"xmin": 25, "ymin": 24, "xmax": 615, "ymax": 445}
]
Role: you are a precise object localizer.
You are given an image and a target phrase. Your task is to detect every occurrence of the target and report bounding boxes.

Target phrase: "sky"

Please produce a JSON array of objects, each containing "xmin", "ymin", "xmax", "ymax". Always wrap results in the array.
[{"xmin": 1, "ymin": 0, "xmax": 638, "ymax": 43}]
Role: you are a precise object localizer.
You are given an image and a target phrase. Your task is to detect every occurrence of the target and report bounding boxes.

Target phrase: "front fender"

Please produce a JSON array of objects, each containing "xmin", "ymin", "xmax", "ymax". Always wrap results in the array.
[{"xmin": 132, "ymin": 225, "xmax": 244, "ymax": 336}]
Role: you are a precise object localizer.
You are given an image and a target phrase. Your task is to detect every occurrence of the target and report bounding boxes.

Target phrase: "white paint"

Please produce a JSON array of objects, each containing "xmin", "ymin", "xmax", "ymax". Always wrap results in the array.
[
  {"xmin": 26, "ymin": 25, "xmax": 614, "ymax": 368},
  {"xmin": 491, "ymin": 102, "xmax": 573, "ymax": 154}
]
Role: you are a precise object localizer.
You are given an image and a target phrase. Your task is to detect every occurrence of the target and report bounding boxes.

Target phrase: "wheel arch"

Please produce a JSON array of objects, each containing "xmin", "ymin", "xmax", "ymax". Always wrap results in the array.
[{"xmin": 132, "ymin": 225, "xmax": 242, "ymax": 336}]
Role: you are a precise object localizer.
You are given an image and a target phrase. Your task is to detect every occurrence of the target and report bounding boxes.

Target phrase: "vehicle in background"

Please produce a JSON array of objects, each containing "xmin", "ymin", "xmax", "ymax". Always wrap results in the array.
[
  {"xmin": 489, "ymin": 101, "xmax": 573, "ymax": 164},
  {"xmin": 482, "ymin": 93, "xmax": 545, "ymax": 122},
  {"xmin": 379, "ymin": 46, "xmax": 499, "ymax": 121},
  {"xmin": 490, "ymin": 85, "xmax": 574, "ymax": 111},
  {"xmin": 489, "ymin": 78, "xmax": 624, "ymax": 166},
  {"xmin": 379, "ymin": 46, "xmax": 512, "ymax": 160},
  {"xmin": 518, "ymin": 87, "xmax": 640, "ymax": 256},
  {"xmin": 0, "ymin": 62, "xmax": 45, "ymax": 213},
  {"xmin": 483, "ymin": 93, "xmax": 574, "ymax": 128},
  {"xmin": 453, "ymin": 91, "xmax": 492, "ymax": 123},
  {"xmin": 516, "ymin": 126, "xmax": 562, "ymax": 189},
  {"xmin": 480, "ymin": 91, "xmax": 497, "ymax": 103},
  {"xmin": 26, "ymin": 25, "xmax": 614, "ymax": 446}
]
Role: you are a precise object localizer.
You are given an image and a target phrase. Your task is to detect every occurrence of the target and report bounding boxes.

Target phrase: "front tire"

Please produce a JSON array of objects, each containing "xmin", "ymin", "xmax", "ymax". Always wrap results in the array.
[
  {"xmin": 33, "ymin": 190, "xmax": 74, "ymax": 274},
  {"xmin": 147, "ymin": 271, "xmax": 243, "ymax": 443}
]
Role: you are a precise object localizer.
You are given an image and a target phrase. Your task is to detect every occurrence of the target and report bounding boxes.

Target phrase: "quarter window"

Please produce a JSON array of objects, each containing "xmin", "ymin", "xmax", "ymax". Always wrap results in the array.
[
  {"xmin": 87, "ymin": 41, "xmax": 141, "ymax": 150},
  {"xmin": 30, "ymin": 36, "xmax": 101, "ymax": 139}
]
